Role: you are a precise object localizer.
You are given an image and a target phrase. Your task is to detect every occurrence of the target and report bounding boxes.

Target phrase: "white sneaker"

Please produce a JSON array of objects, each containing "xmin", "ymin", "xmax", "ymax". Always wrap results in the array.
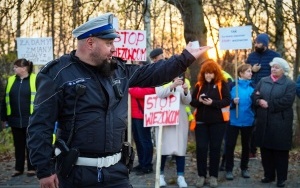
[
  {"xmin": 177, "ymin": 176, "xmax": 188, "ymax": 188},
  {"xmin": 209, "ymin": 176, "xmax": 218, "ymax": 188},
  {"xmin": 195, "ymin": 176, "xmax": 205, "ymax": 187},
  {"xmin": 160, "ymin": 175, "xmax": 167, "ymax": 187}
]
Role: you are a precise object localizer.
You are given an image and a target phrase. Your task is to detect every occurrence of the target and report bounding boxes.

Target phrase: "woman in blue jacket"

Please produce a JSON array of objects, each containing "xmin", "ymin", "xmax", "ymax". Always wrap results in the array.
[{"xmin": 225, "ymin": 64, "xmax": 255, "ymax": 180}]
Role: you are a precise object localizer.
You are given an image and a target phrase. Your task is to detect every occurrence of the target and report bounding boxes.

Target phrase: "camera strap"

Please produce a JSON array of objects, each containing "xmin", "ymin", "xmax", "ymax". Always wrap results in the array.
[{"xmin": 66, "ymin": 84, "xmax": 86, "ymax": 146}]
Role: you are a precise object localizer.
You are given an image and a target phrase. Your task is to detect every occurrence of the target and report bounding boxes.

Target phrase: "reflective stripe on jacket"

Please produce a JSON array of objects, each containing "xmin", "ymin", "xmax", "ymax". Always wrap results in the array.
[
  {"xmin": 196, "ymin": 82, "xmax": 229, "ymax": 121},
  {"xmin": 5, "ymin": 74, "xmax": 36, "ymax": 115}
]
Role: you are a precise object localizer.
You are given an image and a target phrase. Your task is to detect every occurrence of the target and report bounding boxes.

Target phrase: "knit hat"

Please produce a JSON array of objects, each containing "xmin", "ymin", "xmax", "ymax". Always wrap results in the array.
[
  {"xmin": 149, "ymin": 48, "xmax": 163, "ymax": 58},
  {"xmin": 255, "ymin": 33, "xmax": 269, "ymax": 47},
  {"xmin": 269, "ymin": 57, "xmax": 290, "ymax": 75}
]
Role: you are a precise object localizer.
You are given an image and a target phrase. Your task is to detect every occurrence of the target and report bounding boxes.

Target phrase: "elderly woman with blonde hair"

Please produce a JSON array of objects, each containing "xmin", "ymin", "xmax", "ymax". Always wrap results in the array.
[{"xmin": 252, "ymin": 57, "xmax": 296, "ymax": 187}]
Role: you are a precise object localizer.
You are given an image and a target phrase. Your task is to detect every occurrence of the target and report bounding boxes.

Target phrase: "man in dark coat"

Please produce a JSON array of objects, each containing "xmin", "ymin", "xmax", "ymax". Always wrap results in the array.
[{"xmin": 27, "ymin": 12, "xmax": 211, "ymax": 188}]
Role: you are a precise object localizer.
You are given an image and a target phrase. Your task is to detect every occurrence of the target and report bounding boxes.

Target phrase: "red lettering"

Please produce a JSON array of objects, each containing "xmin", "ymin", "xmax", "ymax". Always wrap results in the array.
[
  {"xmin": 146, "ymin": 97, "xmax": 154, "ymax": 109},
  {"xmin": 114, "ymin": 48, "xmax": 146, "ymax": 61},
  {"xmin": 137, "ymin": 33, "xmax": 144, "ymax": 45},
  {"xmin": 159, "ymin": 98, "xmax": 167, "ymax": 110},
  {"xmin": 115, "ymin": 31, "xmax": 145, "ymax": 46},
  {"xmin": 144, "ymin": 110, "xmax": 180, "ymax": 127}
]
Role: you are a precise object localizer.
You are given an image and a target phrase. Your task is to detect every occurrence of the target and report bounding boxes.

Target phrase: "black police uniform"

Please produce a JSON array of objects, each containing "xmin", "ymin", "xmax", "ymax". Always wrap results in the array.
[{"xmin": 27, "ymin": 50, "xmax": 196, "ymax": 187}]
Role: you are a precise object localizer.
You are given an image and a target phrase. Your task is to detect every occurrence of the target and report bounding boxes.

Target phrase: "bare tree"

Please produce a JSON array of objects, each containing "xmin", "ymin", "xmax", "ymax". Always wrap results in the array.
[
  {"xmin": 163, "ymin": 0, "xmax": 207, "ymax": 87},
  {"xmin": 274, "ymin": 0, "xmax": 285, "ymax": 56}
]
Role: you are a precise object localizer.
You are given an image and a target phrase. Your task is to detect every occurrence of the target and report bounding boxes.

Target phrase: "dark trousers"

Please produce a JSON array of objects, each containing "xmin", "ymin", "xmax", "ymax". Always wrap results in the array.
[
  {"xmin": 58, "ymin": 161, "xmax": 132, "ymax": 188},
  {"xmin": 160, "ymin": 155, "xmax": 185, "ymax": 175},
  {"xmin": 132, "ymin": 118, "xmax": 153, "ymax": 170},
  {"xmin": 225, "ymin": 125, "xmax": 253, "ymax": 171},
  {"xmin": 260, "ymin": 147, "xmax": 289, "ymax": 182},
  {"xmin": 195, "ymin": 122, "xmax": 226, "ymax": 178},
  {"xmin": 249, "ymin": 126, "xmax": 257, "ymax": 154},
  {"xmin": 11, "ymin": 127, "xmax": 35, "ymax": 172}
]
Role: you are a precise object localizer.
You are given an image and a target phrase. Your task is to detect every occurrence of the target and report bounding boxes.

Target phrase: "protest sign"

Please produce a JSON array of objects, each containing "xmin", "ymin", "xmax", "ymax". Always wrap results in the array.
[
  {"xmin": 16, "ymin": 37, "xmax": 53, "ymax": 65},
  {"xmin": 144, "ymin": 92, "xmax": 180, "ymax": 127},
  {"xmin": 219, "ymin": 25, "xmax": 252, "ymax": 118},
  {"xmin": 219, "ymin": 26, "xmax": 252, "ymax": 50},
  {"xmin": 114, "ymin": 30, "xmax": 146, "ymax": 61}
]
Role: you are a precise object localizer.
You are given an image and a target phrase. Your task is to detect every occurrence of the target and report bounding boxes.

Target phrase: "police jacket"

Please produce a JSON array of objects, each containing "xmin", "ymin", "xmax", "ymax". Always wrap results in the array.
[
  {"xmin": 246, "ymin": 49, "xmax": 280, "ymax": 85},
  {"xmin": 27, "ymin": 50, "xmax": 196, "ymax": 179}
]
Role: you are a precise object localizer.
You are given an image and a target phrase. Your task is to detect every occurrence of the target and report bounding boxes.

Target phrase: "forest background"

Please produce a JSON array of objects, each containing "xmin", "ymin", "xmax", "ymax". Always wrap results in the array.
[{"xmin": 1, "ymin": 0, "xmax": 300, "ymax": 146}]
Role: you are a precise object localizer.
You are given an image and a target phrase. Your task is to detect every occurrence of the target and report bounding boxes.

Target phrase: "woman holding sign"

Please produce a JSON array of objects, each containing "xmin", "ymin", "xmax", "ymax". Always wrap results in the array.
[
  {"xmin": 190, "ymin": 59, "xmax": 230, "ymax": 188},
  {"xmin": 155, "ymin": 75, "xmax": 191, "ymax": 188},
  {"xmin": 224, "ymin": 64, "xmax": 255, "ymax": 181}
]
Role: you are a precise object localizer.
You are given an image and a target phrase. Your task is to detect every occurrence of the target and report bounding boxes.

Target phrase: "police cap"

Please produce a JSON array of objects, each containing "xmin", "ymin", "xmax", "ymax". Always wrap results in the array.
[{"xmin": 72, "ymin": 12, "xmax": 119, "ymax": 40}]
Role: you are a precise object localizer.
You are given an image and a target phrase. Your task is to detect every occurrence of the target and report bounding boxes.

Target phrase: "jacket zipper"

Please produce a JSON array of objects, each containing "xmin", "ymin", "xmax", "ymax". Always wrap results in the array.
[{"xmin": 18, "ymin": 79, "xmax": 23, "ymax": 128}]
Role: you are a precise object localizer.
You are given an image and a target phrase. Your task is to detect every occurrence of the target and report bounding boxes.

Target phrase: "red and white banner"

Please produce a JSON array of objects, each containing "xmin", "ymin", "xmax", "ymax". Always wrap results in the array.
[
  {"xmin": 144, "ymin": 92, "xmax": 180, "ymax": 127},
  {"xmin": 114, "ymin": 30, "xmax": 146, "ymax": 61}
]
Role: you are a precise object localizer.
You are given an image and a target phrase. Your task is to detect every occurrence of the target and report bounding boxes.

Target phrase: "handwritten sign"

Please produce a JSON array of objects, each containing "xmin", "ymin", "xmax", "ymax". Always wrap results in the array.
[
  {"xmin": 114, "ymin": 30, "xmax": 146, "ymax": 61},
  {"xmin": 16, "ymin": 37, "xmax": 53, "ymax": 65},
  {"xmin": 219, "ymin": 26, "xmax": 252, "ymax": 50},
  {"xmin": 144, "ymin": 92, "xmax": 180, "ymax": 127}
]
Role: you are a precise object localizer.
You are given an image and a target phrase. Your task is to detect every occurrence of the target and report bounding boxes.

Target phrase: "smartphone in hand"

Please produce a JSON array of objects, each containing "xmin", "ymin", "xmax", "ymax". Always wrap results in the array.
[
  {"xmin": 201, "ymin": 95, "xmax": 209, "ymax": 100},
  {"xmin": 178, "ymin": 73, "xmax": 185, "ymax": 84}
]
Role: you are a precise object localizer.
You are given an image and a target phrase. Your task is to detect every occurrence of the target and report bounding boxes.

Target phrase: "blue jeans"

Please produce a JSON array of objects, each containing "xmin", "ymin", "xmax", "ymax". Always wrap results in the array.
[
  {"xmin": 160, "ymin": 155, "xmax": 185, "ymax": 175},
  {"xmin": 132, "ymin": 118, "xmax": 153, "ymax": 169}
]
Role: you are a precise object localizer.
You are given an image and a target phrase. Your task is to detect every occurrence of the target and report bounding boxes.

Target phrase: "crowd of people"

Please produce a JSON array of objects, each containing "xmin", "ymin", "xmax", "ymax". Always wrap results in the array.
[{"xmin": 0, "ymin": 12, "xmax": 299, "ymax": 188}]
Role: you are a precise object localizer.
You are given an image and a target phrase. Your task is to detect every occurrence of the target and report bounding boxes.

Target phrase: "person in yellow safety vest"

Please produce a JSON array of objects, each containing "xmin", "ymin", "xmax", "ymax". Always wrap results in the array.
[
  {"xmin": 1, "ymin": 59, "xmax": 36, "ymax": 177},
  {"xmin": 222, "ymin": 70, "xmax": 233, "ymax": 83},
  {"xmin": 219, "ymin": 70, "xmax": 233, "ymax": 171}
]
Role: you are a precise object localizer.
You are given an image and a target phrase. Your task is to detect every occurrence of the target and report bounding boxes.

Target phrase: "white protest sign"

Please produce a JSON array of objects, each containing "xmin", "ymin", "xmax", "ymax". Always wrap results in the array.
[
  {"xmin": 219, "ymin": 26, "xmax": 252, "ymax": 50},
  {"xmin": 144, "ymin": 92, "xmax": 180, "ymax": 127},
  {"xmin": 113, "ymin": 30, "xmax": 146, "ymax": 61},
  {"xmin": 16, "ymin": 37, "xmax": 53, "ymax": 65}
]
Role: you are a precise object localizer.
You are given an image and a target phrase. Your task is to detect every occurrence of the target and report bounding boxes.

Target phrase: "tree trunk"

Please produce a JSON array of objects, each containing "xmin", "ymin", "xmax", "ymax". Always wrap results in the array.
[
  {"xmin": 144, "ymin": 0, "xmax": 151, "ymax": 63},
  {"xmin": 274, "ymin": 0, "xmax": 285, "ymax": 57},
  {"xmin": 165, "ymin": 0, "xmax": 207, "ymax": 88},
  {"xmin": 15, "ymin": 0, "xmax": 22, "ymax": 52},
  {"xmin": 292, "ymin": 0, "xmax": 300, "ymax": 147}
]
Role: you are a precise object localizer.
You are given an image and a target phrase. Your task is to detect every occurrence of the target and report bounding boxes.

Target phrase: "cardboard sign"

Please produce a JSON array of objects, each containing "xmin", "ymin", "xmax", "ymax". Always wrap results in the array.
[
  {"xmin": 114, "ymin": 30, "xmax": 146, "ymax": 61},
  {"xmin": 144, "ymin": 92, "xmax": 180, "ymax": 127},
  {"xmin": 219, "ymin": 26, "xmax": 252, "ymax": 50},
  {"xmin": 16, "ymin": 37, "xmax": 53, "ymax": 65}
]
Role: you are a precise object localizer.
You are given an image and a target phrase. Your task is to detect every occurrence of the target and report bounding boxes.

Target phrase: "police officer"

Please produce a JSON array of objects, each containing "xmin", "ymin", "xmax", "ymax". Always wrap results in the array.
[{"xmin": 27, "ymin": 12, "xmax": 211, "ymax": 188}]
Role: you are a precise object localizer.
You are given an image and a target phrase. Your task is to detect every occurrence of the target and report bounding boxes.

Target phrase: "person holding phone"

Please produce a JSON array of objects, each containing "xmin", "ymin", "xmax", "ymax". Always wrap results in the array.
[
  {"xmin": 190, "ymin": 59, "xmax": 230, "ymax": 188},
  {"xmin": 155, "ymin": 75, "xmax": 191, "ymax": 188}
]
